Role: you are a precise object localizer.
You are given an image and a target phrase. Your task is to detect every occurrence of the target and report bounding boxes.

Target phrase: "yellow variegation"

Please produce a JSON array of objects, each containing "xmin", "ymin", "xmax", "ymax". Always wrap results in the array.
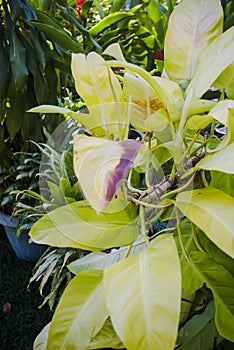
[
  {"xmin": 164, "ymin": 0, "xmax": 223, "ymax": 84},
  {"xmin": 104, "ymin": 235, "xmax": 181, "ymax": 350},
  {"xmin": 46, "ymin": 271, "xmax": 109, "ymax": 350},
  {"xmin": 186, "ymin": 26, "xmax": 234, "ymax": 98},
  {"xmin": 175, "ymin": 188, "xmax": 234, "ymax": 259},
  {"xmin": 71, "ymin": 52, "xmax": 124, "ymax": 137}
]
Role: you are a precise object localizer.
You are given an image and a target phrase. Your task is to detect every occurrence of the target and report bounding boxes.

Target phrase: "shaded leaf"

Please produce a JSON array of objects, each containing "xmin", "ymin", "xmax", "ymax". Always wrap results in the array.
[
  {"xmin": 177, "ymin": 301, "xmax": 221, "ymax": 350},
  {"xmin": 89, "ymin": 12, "xmax": 133, "ymax": 37},
  {"xmin": 86, "ymin": 318, "xmax": 124, "ymax": 349},
  {"xmin": 191, "ymin": 251, "xmax": 234, "ymax": 342},
  {"xmin": 68, "ymin": 236, "xmax": 146, "ymax": 274},
  {"xmin": 104, "ymin": 234, "xmax": 181, "ymax": 350}
]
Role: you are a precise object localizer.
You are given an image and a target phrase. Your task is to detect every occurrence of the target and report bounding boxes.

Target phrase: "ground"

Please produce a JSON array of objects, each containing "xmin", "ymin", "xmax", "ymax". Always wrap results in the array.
[{"xmin": 0, "ymin": 225, "xmax": 52, "ymax": 350}]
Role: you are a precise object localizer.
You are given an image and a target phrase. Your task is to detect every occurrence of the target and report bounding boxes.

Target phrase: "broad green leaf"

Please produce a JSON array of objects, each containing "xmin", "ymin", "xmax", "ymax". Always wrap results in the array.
[
  {"xmin": 186, "ymin": 26, "xmax": 234, "ymax": 98},
  {"xmin": 194, "ymin": 227, "xmax": 234, "ymax": 279},
  {"xmin": 8, "ymin": 28, "xmax": 28, "ymax": 93},
  {"xmin": 191, "ymin": 251, "xmax": 234, "ymax": 342},
  {"xmin": 174, "ymin": 219, "xmax": 203, "ymax": 294},
  {"xmin": 30, "ymin": 199, "xmax": 138, "ymax": 251},
  {"xmin": 89, "ymin": 12, "xmax": 133, "ymax": 37},
  {"xmin": 30, "ymin": 21, "xmax": 84, "ymax": 53},
  {"xmin": 164, "ymin": 0, "xmax": 223, "ymax": 85},
  {"xmin": 175, "ymin": 187, "xmax": 234, "ymax": 259},
  {"xmin": 104, "ymin": 235, "xmax": 181, "ymax": 350},
  {"xmin": 6, "ymin": 88, "xmax": 26, "ymax": 139},
  {"xmin": 33, "ymin": 322, "xmax": 50, "ymax": 350},
  {"xmin": 214, "ymin": 62, "xmax": 234, "ymax": 99},
  {"xmin": 210, "ymin": 171, "xmax": 234, "ymax": 198},
  {"xmin": 71, "ymin": 52, "xmax": 124, "ymax": 137},
  {"xmin": 47, "ymin": 270, "xmax": 109, "ymax": 350},
  {"xmin": 196, "ymin": 142, "xmax": 234, "ymax": 173},
  {"xmin": 68, "ymin": 236, "xmax": 146, "ymax": 274},
  {"xmin": 86, "ymin": 318, "xmax": 124, "ymax": 349},
  {"xmin": 177, "ymin": 301, "xmax": 221, "ymax": 350},
  {"xmin": 73, "ymin": 134, "xmax": 141, "ymax": 212}
]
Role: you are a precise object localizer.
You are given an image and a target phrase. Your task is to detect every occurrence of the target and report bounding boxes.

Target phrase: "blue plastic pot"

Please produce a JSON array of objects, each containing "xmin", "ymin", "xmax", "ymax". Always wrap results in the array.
[{"xmin": 0, "ymin": 212, "xmax": 48, "ymax": 262}]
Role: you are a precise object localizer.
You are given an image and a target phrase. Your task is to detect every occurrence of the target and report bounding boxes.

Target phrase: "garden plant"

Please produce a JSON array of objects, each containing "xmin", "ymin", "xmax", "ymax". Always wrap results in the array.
[{"xmin": 29, "ymin": 0, "xmax": 234, "ymax": 349}]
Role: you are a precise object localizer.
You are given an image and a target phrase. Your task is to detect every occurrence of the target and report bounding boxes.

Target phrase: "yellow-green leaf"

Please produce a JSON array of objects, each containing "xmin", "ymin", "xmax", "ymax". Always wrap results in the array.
[
  {"xmin": 47, "ymin": 270, "xmax": 109, "ymax": 350},
  {"xmin": 175, "ymin": 187, "xmax": 234, "ymax": 259},
  {"xmin": 71, "ymin": 52, "xmax": 124, "ymax": 137},
  {"xmin": 30, "ymin": 200, "xmax": 138, "ymax": 251},
  {"xmin": 196, "ymin": 142, "xmax": 234, "ymax": 173},
  {"xmin": 104, "ymin": 234, "xmax": 181, "ymax": 350},
  {"xmin": 186, "ymin": 26, "xmax": 234, "ymax": 98},
  {"xmin": 164, "ymin": 0, "xmax": 223, "ymax": 85}
]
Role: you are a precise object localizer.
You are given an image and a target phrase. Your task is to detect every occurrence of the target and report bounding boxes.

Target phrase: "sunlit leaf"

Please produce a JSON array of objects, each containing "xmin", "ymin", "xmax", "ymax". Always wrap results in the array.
[
  {"xmin": 186, "ymin": 26, "xmax": 234, "ymax": 98},
  {"xmin": 47, "ymin": 270, "xmax": 109, "ymax": 350},
  {"xmin": 28, "ymin": 105, "xmax": 106, "ymax": 136},
  {"xmin": 175, "ymin": 188, "xmax": 234, "ymax": 259},
  {"xmin": 30, "ymin": 200, "xmax": 138, "ymax": 251},
  {"xmin": 73, "ymin": 134, "xmax": 141, "ymax": 212},
  {"xmin": 33, "ymin": 322, "xmax": 50, "ymax": 350},
  {"xmin": 196, "ymin": 142, "xmax": 234, "ymax": 173},
  {"xmin": 106, "ymin": 60, "xmax": 183, "ymax": 122},
  {"xmin": 191, "ymin": 251, "xmax": 234, "ymax": 342},
  {"xmin": 71, "ymin": 52, "xmax": 124, "ymax": 137},
  {"xmin": 104, "ymin": 235, "xmax": 181, "ymax": 350},
  {"xmin": 164, "ymin": 0, "xmax": 223, "ymax": 85}
]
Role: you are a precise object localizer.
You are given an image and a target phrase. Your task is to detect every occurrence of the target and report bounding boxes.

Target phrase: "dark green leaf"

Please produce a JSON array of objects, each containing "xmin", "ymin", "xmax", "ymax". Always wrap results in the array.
[
  {"xmin": 89, "ymin": 12, "xmax": 134, "ymax": 37},
  {"xmin": 191, "ymin": 251, "xmax": 234, "ymax": 341},
  {"xmin": 6, "ymin": 87, "xmax": 26, "ymax": 139},
  {"xmin": 30, "ymin": 22, "xmax": 84, "ymax": 53},
  {"xmin": 177, "ymin": 301, "xmax": 222, "ymax": 350}
]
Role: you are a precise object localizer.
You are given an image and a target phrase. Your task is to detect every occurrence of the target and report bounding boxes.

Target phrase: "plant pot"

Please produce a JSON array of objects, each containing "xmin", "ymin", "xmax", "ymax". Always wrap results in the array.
[{"xmin": 0, "ymin": 212, "xmax": 48, "ymax": 262}]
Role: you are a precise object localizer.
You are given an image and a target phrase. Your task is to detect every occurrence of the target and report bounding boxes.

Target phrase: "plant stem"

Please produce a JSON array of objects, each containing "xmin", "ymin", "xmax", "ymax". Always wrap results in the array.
[
  {"xmin": 175, "ymin": 207, "xmax": 189, "ymax": 262},
  {"xmin": 140, "ymin": 205, "xmax": 149, "ymax": 245}
]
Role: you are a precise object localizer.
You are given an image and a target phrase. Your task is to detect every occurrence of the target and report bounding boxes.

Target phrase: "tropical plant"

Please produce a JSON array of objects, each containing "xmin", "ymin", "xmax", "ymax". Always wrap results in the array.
[
  {"xmin": 29, "ymin": 0, "xmax": 179, "ymax": 73},
  {"xmin": 29, "ymin": 0, "xmax": 234, "ymax": 349}
]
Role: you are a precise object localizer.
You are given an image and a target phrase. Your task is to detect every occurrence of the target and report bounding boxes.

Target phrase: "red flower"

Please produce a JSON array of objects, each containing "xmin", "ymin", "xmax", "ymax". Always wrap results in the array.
[
  {"xmin": 155, "ymin": 48, "xmax": 164, "ymax": 61},
  {"xmin": 76, "ymin": 0, "xmax": 85, "ymax": 18}
]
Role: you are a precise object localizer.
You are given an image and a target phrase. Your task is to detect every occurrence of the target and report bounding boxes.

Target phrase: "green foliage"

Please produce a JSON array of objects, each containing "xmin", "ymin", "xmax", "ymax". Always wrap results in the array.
[
  {"xmin": 0, "ymin": 0, "xmax": 67, "ymax": 166},
  {"xmin": 30, "ymin": 0, "xmax": 234, "ymax": 349}
]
